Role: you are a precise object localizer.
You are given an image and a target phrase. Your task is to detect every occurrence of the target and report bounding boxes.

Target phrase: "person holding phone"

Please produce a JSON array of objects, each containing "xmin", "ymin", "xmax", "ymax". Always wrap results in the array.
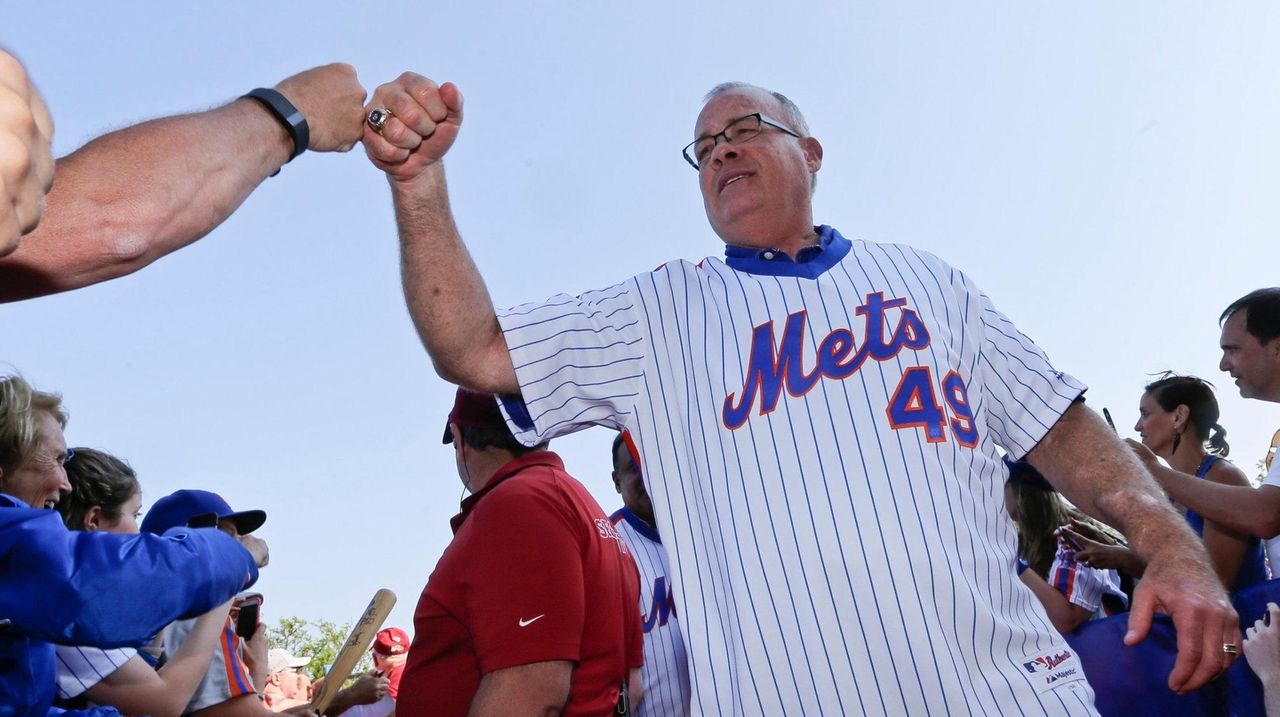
[
  {"xmin": 139, "ymin": 490, "xmax": 317, "ymax": 717},
  {"xmin": 1005, "ymin": 461, "xmax": 1129, "ymax": 634},
  {"xmin": 51, "ymin": 449, "xmax": 246, "ymax": 717}
]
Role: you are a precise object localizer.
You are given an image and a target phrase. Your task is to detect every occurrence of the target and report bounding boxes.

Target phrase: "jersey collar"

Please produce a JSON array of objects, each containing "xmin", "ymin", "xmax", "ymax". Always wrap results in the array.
[
  {"xmin": 615, "ymin": 506, "xmax": 661, "ymax": 543},
  {"xmin": 451, "ymin": 450, "xmax": 565, "ymax": 533},
  {"xmin": 722, "ymin": 225, "xmax": 850, "ymax": 278}
]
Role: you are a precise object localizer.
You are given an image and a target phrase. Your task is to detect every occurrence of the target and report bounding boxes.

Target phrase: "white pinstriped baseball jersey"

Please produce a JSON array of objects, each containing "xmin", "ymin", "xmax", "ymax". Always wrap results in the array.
[
  {"xmin": 611, "ymin": 507, "xmax": 692, "ymax": 717},
  {"xmin": 497, "ymin": 226, "xmax": 1098, "ymax": 716}
]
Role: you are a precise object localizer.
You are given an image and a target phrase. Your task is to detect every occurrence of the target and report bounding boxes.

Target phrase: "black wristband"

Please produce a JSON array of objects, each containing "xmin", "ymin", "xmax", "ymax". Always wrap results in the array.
[{"xmin": 242, "ymin": 88, "xmax": 310, "ymax": 164}]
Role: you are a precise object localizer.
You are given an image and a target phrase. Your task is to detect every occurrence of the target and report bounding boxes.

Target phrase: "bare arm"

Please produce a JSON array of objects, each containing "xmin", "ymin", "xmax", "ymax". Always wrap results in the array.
[
  {"xmin": 467, "ymin": 660, "xmax": 572, "ymax": 717},
  {"xmin": 1018, "ymin": 570, "xmax": 1092, "ymax": 634},
  {"xmin": 192, "ymin": 695, "xmax": 317, "ymax": 717},
  {"xmin": 0, "ymin": 49, "xmax": 54, "ymax": 254},
  {"xmin": 362, "ymin": 73, "xmax": 517, "ymax": 393},
  {"xmin": 322, "ymin": 673, "xmax": 389, "ymax": 716},
  {"xmin": 1027, "ymin": 402, "xmax": 1238, "ymax": 693},
  {"xmin": 0, "ymin": 63, "xmax": 366, "ymax": 302},
  {"xmin": 84, "ymin": 602, "xmax": 233, "ymax": 717},
  {"xmin": 1130, "ymin": 438, "xmax": 1280, "ymax": 539},
  {"xmin": 1197, "ymin": 460, "xmax": 1256, "ymax": 588}
]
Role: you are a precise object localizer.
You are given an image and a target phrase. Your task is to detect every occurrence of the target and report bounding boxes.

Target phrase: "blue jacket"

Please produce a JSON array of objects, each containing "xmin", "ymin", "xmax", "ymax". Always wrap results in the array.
[{"xmin": 0, "ymin": 494, "xmax": 259, "ymax": 717}]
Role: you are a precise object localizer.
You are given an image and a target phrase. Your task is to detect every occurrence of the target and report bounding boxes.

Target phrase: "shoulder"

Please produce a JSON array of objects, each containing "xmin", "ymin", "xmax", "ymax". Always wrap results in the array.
[{"xmin": 1204, "ymin": 457, "xmax": 1252, "ymax": 487}]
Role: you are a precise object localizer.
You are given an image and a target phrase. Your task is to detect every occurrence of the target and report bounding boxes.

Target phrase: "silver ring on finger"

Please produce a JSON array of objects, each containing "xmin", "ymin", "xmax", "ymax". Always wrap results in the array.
[
  {"xmin": 367, "ymin": 107, "xmax": 394, "ymax": 134},
  {"xmin": 1223, "ymin": 642, "xmax": 1239, "ymax": 655}
]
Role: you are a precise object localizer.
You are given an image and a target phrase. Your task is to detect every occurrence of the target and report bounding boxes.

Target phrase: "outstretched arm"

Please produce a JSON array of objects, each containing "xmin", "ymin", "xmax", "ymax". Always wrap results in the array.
[
  {"xmin": 84, "ymin": 602, "xmax": 233, "ymax": 717},
  {"xmin": 362, "ymin": 72, "xmax": 517, "ymax": 394},
  {"xmin": 0, "ymin": 63, "xmax": 367, "ymax": 302},
  {"xmin": 1129, "ymin": 438, "xmax": 1280, "ymax": 539},
  {"xmin": 1027, "ymin": 402, "xmax": 1238, "ymax": 694}
]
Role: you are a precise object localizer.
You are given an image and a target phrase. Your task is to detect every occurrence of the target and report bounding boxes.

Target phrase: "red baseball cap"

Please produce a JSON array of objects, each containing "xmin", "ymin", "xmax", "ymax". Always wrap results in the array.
[
  {"xmin": 373, "ymin": 627, "xmax": 410, "ymax": 656},
  {"xmin": 442, "ymin": 388, "xmax": 508, "ymax": 444}
]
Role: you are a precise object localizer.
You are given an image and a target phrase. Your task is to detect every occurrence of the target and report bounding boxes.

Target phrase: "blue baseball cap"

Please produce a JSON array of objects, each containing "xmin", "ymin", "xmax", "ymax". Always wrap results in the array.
[{"xmin": 141, "ymin": 489, "xmax": 267, "ymax": 536}]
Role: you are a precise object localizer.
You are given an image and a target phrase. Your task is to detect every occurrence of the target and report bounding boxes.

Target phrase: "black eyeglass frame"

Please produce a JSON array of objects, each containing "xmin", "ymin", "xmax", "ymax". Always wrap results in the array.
[{"xmin": 682, "ymin": 113, "xmax": 802, "ymax": 170}]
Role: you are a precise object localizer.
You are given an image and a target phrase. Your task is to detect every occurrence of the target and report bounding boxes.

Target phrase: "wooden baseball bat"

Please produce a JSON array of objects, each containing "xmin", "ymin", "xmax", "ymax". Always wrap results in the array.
[{"xmin": 309, "ymin": 588, "xmax": 397, "ymax": 714}]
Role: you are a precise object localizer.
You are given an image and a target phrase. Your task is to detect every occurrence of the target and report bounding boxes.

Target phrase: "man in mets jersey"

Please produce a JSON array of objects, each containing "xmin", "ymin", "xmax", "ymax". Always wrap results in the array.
[
  {"xmin": 610, "ymin": 432, "xmax": 691, "ymax": 717},
  {"xmin": 361, "ymin": 74, "xmax": 1238, "ymax": 715}
]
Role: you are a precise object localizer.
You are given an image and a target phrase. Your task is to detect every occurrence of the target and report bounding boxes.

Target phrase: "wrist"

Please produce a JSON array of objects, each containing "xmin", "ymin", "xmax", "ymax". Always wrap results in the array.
[{"xmin": 241, "ymin": 88, "xmax": 309, "ymax": 173}]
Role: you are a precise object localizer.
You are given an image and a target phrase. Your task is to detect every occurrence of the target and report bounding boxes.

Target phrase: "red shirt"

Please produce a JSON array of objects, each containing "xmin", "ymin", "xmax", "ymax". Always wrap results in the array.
[{"xmin": 397, "ymin": 451, "xmax": 643, "ymax": 717}]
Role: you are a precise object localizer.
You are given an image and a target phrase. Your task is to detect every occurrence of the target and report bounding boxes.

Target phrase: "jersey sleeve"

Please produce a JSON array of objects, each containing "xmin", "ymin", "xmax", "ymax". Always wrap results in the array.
[
  {"xmin": 496, "ymin": 279, "xmax": 647, "ymax": 446},
  {"xmin": 1048, "ymin": 547, "xmax": 1108, "ymax": 613},
  {"xmin": 459, "ymin": 478, "xmax": 588, "ymax": 673},
  {"xmin": 54, "ymin": 646, "xmax": 136, "ymax": 699},
  {"xmin": 958, "ymin": 273, "xmax": 1088, "ymax": 460},
  {"xmin": 0, "ymin": 500, "xmax": 256, "ymax": 647}
]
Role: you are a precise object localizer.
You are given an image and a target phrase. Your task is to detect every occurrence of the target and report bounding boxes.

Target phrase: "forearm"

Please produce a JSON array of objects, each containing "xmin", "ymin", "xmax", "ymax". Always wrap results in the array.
[
  {"xmin": 390, "ymin": 167, "xmax": 516, "ymax": 393},
  {"xmin": 1155, "ymin": 465, "xmax": 1280, "ymax": 538},
  {"xmin": 0, "ymin": 98, "xmax": 290, "ymax": 301},
  {"xmin": 1019, "ymin": 571, "xmax": 1090, "ymax": 634},
  {"xmin": 466, "ymin": 661, "xmax": 571, "ymax": 717},
  {"xmin": 1029, "ymin": 404, "xmax": 1206, "ymax": 570}
]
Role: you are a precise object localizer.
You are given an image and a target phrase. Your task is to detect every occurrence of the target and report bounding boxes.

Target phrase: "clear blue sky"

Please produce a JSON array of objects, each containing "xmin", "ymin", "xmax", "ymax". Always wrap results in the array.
[{"xmin": 3, "ymin": 2, "xmax": 1278, "ymax": 636}]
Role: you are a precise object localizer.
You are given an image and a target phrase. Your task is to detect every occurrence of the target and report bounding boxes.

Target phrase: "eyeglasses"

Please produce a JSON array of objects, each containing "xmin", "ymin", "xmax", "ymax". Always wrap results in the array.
[{"xmin": 682, "ymin": 113, "xmax": 802, "ymax": 170}]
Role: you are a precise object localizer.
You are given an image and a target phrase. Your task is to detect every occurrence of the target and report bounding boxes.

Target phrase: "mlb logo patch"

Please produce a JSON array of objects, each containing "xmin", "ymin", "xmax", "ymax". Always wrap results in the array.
[{"xmin": 1019, "ymin": 648, "xmax": 1088, "ymax": 694}]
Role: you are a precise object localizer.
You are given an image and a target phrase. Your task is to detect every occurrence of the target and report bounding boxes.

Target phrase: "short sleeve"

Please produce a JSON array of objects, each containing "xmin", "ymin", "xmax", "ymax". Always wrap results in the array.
[
  {"xmin": 1048, "ymin": 548, "xmax": 1108, "ymax": 613},
  {"xmin": 963, "ymin": 273, "xmax": 1087, "ymax": 460},
  {"xmin": 54, "ymin": 646, "xmax": 136, "ymax": 699},
  {"xmin": 1263, "ymin": 458, "xmax": 1280, "ymax": 489},
  {"xmin": 497, "ymin": 280, "xmax": 647, "ymax": 446},
  {"xmin": 461, "ymin": 478, "xmax": 589, "ymax": 673}
]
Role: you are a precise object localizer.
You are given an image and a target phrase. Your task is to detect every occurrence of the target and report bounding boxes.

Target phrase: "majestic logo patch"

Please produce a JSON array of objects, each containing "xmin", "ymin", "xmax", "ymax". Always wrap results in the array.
[{"xmin": 1019, "ymin": 648, "xmax": 1086, "ymax": 694}]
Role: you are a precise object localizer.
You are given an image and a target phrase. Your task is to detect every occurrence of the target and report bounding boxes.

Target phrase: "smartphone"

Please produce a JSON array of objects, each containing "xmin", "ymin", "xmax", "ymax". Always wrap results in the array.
[{"xmin": 234, "ymin": 592, "xmax": 263, "ymax": 639}]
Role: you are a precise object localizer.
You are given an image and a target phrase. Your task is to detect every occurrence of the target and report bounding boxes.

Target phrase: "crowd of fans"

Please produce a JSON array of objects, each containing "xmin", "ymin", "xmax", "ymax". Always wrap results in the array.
[{"xmin": 6, "ymin": 42, "xmax": 1280, "ymax": 717}]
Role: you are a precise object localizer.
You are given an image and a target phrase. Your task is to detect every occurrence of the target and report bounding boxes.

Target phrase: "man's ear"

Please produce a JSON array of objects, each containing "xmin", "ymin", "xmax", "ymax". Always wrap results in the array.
[{"xmin": 802, "ymin": 136, "xmax": 823, "ymax": 174}]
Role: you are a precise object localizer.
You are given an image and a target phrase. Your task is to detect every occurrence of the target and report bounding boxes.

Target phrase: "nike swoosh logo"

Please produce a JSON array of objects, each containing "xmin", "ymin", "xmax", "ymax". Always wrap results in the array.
[{"xmin": 518, "ymin": 614, "xmax": 546, "ymax": 627}]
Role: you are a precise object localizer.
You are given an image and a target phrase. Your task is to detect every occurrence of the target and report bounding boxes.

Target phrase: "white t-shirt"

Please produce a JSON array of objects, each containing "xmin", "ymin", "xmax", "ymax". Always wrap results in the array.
[{"xmin": 1262, "ymin": 458, "xmax": 1280, "ymax": 573}]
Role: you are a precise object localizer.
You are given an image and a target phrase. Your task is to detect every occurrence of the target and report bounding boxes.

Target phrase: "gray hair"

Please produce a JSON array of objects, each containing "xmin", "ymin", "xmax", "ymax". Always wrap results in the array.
[
  {"xmin": 0, "ymin": 375, "xmax": 67, "ymax": 476},
  {"xmin": 703, "ymin": 82, "xmax": 816, "ymax": 192},
  {"xmin": 704, "ymin": 82, "xmax": 811, "ymax": 137}
]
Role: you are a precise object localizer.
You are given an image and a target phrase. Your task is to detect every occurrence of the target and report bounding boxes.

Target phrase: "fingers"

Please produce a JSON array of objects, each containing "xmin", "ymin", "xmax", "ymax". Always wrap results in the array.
[
  {"xmin": 1168, "ymin": 597, "xmax": 1239, "ymax": 694},
  {"xmin": 361, "ymin": 72, "xmax": 463, "ymax": 180},
  {"xmin": 1124, "ymin": 584, "xmax": 1154, "ymax": 646}
]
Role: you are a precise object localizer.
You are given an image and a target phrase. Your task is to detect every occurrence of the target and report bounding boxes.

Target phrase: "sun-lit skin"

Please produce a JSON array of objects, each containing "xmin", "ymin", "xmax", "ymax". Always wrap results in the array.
[
  {"xmin": 85, "ymin": 490, "xmax": 143, "ymax": 534},
  {"xmin": 694, "ymin": 87, "xmax": 823, "ymax": 258},
  {"xmin": 1134, "ymin": 392, "xmax": 1183, "ymax": 459},
  {"xmin": 0, "ymin": 410, "xmax": 70, "ymax": 509},
  {"xmin": 1219, "ymin": 310, "xmax": 1280, "ymax": 402}
]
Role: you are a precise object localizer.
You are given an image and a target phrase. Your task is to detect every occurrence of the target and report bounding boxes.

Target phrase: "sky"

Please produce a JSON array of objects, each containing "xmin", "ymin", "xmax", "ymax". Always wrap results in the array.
[{"xmin": 3, "ymin": 2, "xmax": 1278, "ymax": 637}]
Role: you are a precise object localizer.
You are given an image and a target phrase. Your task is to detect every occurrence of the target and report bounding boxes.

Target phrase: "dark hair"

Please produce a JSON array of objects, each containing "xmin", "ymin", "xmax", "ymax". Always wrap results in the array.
[
  {"xmin": 610, "ymin": 432, "xmax": 627, "ymax": 470},
  {"xmin": 1144, "ymin": 373, "xmax": 1229, "ymax": 456},
  {"xmin": 1220, "ymin": 288, "xmax": 1280, "ymax": 343},
  {"xmin": 455, "ymin": 425, "xmax": 546, "ymax": 456},
  {"xmin": 58, "ymin": 447, "xmax": 140, "ymax": 531}
]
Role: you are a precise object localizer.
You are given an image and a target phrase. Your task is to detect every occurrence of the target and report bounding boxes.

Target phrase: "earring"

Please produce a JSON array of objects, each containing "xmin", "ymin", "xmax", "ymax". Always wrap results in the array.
[{"xmin": 1172, "ymin": 430, "xmax": 1182, "ymax": 454}]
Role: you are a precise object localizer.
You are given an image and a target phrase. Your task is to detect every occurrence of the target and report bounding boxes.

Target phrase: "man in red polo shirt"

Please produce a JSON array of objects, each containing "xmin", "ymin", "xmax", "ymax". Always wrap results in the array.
[{"xmin": 398, "ymin": 389, "xmax": 643, "ymax": 716}]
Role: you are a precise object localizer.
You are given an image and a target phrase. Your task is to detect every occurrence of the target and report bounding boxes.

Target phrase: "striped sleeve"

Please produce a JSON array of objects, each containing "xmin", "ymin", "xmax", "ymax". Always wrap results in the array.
[
  {"xmin": 1048, "ymin": 549, "xmax": 1105, "ymax": 613},
  {"xmin": 54, "ymin": 645, "xmax": 136, "ymax": 698},
  {"xmin": 497, "ymin": 280, "xmax": 647, "ymax": 445},
  {"xmin": 962, "ymin": 272, "xmax": 1087, "ymax": 460}
]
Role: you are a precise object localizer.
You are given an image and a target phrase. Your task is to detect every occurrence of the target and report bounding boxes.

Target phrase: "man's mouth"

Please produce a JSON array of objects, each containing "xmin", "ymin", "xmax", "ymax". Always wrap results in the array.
[{"xmin": 719, "ymin": 171, "xmax": 751, "ymax": 193}]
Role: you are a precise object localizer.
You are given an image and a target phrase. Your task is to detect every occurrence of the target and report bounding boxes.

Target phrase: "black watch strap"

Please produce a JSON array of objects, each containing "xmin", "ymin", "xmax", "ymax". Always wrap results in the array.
[{"xmin": 242, "ymin": 87, "xmax": 310, "ymax": 163}]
